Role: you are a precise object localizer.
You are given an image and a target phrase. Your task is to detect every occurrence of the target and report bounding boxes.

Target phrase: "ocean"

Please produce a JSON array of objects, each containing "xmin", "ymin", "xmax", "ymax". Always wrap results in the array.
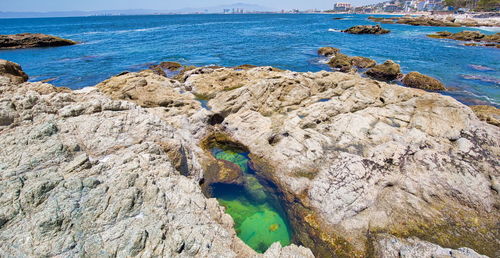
[{"xmin": 0, "ymin": 14, "xmax": 499, "ymax": 106}]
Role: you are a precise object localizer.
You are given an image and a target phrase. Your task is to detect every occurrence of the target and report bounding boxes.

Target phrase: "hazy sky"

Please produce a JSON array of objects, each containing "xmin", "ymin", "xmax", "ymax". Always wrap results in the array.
[{"xmin": 1, "ymin": 0, "xmax": 385, "ymax": 12}]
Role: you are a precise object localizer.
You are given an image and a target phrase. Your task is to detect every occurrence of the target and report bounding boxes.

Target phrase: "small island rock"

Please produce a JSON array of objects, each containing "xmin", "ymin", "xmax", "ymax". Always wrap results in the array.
[
  {"xmin": 342, "ymin": 25, "xmax": 390, "ymax": 35},
  {"xmin": 0, "ymin": 33, "xmax": 76, "ymax": 50}
]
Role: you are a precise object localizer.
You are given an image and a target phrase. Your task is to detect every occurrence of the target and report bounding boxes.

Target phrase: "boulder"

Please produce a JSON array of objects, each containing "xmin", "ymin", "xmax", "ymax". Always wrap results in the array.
[
  {"xmin": 403, "ymin": 72, "xmax": 446, "ymax": 91},
  {"xmin": 327, "ymin": 53, "xmax": 353, "ymax": 72},
  {"xmin": 366, "ymin": 60, "xmax": 402, "ymax": 81},
  {"xmin": 0, "ymin": 59, "xmax": 28, "ymax": 84},
  {"xmin": 350, "ymin": 56, "xmax": 377, "ymax": 68},
  {"xmin": 318, "ymin": 47, "xmax": 340, "ymax": 57},
  {"xmin": 342, "ymin": 25, "xmax": 390, "ymax": 34},
  {"xmin": 470, "ymin": 105, "xmax": 500, "ymax": 127},
  {"xmin": 0, "ymin": 33, "xmax": 76, "ymax": 50}
]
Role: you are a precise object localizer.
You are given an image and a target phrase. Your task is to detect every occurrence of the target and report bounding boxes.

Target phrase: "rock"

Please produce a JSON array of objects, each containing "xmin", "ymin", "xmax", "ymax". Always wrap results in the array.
[
  {"xmin": 373, "ymin": 234, "xmax": 488, "ymax": 258},
  {"xmin": 0, "ymin": 33, "xmax": 76, "ymax": 50},
  {"xmin": 427, "ymin": 31, "xmax": 500, "ymax": 47},
  {"xmin": 96, "ymin": 70, "xmax": 200, "ymax": 116},
  {"xmin": 470, "ymin": 105, "xmax": 500, "ymax": 127},
  {"xmin": 328, "ymin": 53, "xmax": 354, "ymax": 72},
  {"xmin": 318, "ymin": 47, "xmax": 340, "ymax": 57},
  {"xmin": 366, "ymin": 60, "xmax": 402, "ymax": 81},
  {"xmin": 0, "ymin": 59, "xmax": 28, "ymax": 84},
  {"xmin": 342, "ymin": 25, "xmax": 390, "ymax": 34},
  {"xmin": 403, "ymin": 72, "xmax": 446, "ymax": 91},
  {"xmin": 350, "ymin": 56, "xmax": 376, "ymax": 68},
  {"xmin": 1, "ymin": 62, "xmax": 499, "ymax": 258}
]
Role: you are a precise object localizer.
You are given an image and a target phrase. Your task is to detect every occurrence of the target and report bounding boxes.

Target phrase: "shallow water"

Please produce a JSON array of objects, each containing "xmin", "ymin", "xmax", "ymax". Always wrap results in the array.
[
  {"xmin": 210, "ymin": 147, "xmax": 292, "ymax": 253},
  {"xmin": 0, "ymin": 14, "xmax": 498, "ymax": 106}
]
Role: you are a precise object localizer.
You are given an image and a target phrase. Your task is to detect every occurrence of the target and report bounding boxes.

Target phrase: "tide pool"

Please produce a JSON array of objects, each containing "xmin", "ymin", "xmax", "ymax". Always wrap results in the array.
[{"xmin": 210, "ymin": 148, "xmax": 292, "ymax": 253}]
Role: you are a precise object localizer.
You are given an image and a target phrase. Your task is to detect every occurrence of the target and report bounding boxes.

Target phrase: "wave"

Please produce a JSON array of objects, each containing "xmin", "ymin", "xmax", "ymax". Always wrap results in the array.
[{"xmin": 328, "ymin": 29, "xmax": 341, "ymax": 32}]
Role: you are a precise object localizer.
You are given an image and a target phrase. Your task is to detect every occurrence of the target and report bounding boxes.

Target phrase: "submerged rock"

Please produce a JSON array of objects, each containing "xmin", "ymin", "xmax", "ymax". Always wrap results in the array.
[
  {"xmin": 0, "ymin": 33, "xmax": 76, "ymax": 50},
  {"xmin": 0, "ymin": 59, "xmax": 28, "ymax": 84},
  {"xmin": 366, "ymin": 60, "xmax": 402, "ymax": 81},
  {"xmin": 342, "ymin": 25, "xmax": 390, "ymax": 34},
  {"xmin": 1, "ymin": 62, "xmax": 499, "ymax": 257},
  {"xmin": 403, "ymin": 72, "xmax": 446, "ymax": 91}
]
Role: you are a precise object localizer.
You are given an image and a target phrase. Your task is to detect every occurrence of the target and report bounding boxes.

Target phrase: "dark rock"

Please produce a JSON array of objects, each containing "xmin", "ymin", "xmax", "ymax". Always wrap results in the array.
[
  {"xmin": 0, "ymin": 33, "xmax": 76, "ymax": 50},
  {"xmin": 318, "ymin": 47, "xmax": 340, "ymax": 57},
  {"xmin": 342, "ymin": 25, "xmax": 390, "ymax": 35},
  {"xmin": 366, "ymin": 60, "xmax": 401, "ymax": 81},
  {"xmin": 402, "ymin": 72, "xmax": 446, "ymax": 91},
  {"xmin": 0, "ymin": 59, "xmax": 28, "ymax": 84},
  {"xmin": 427, "ymin": 31, "xmax": 500, "ymax": 48}
]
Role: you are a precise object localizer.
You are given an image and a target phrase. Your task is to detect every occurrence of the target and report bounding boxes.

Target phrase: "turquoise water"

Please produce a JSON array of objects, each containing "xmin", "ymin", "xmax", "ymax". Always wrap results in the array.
[
  {"xmin": 210, "ymin": 147, "xmax": 292, "ymax": 253},
  {"xmin": 0, "ymin": 14, "xmax": 498, "ymax": 106}
]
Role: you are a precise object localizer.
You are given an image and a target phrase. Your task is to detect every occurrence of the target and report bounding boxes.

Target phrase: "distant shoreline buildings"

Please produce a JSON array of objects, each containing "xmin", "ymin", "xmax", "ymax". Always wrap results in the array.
[{"xmin": 329, "ymin": 0, "xmax": 454, "ymax": 14}]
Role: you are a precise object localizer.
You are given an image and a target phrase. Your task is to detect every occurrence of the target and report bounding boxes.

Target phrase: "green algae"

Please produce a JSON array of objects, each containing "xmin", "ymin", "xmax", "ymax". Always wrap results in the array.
[{"xmin": 209, "ymin": 147, "xmax": 292, "ymax": 253}]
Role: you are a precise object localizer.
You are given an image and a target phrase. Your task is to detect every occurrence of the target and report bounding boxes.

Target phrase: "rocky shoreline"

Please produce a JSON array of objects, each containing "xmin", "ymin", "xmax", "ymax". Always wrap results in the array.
[
  {"xmin": 0, "ymin": 59, "xmax": 499, "ymax": 257},
  {"xmin": 0, "ymin": 33, "xmax": 76, "ymax": 50},
  {"xmin": 369, "ymin": 15, "xmax": 500, "ymax": 27}
]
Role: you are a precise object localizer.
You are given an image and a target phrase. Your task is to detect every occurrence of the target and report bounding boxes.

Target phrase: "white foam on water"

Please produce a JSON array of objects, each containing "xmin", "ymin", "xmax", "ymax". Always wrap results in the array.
[{"xmin": 328, "ymin": 29, "xmax": 341, "ymax": 32}]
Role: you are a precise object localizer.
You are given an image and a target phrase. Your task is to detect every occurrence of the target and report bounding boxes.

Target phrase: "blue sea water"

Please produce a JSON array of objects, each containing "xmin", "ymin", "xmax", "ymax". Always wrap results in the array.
[{"xmin": 0, "ymin": 14, "xmax": 499, "ymax": 106}]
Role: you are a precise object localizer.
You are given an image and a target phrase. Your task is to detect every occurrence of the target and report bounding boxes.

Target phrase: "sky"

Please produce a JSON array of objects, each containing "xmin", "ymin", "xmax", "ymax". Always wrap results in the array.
[{"xmin": 1, "ymin": 0, "xmax": 385, "ymax": 12}]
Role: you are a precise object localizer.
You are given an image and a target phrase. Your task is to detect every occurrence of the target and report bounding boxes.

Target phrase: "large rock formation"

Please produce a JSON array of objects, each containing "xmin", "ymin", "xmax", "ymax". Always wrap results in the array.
[
  {"xmin": 342, "ymin": 25, "xmax": 390, "ymax": 35},
  {"xmin": 1, "ymin": 61, "xmax": 498, "ymax": 257},
  {"xmin": 403, "ymin": 72, "xmax": 446, "ymax": 91},
  {"xmin": 0, "ymin": 33, "xmax": 76, "ymax": 50}
]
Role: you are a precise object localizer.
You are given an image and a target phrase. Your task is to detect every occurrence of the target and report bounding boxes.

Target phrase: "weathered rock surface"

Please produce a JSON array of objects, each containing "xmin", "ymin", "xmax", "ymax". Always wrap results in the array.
[
  {"xmin": 470, "ymin": 105, "xmax": 500, "ymax": 127},
  {"xmin": 403, "ymin": 72, "xmax": 446, "ymax": 91},
  {"xmin": 0, "ymin": 59, "xmax": 28, "ymax": 84},
  {"xmin": 366, "ymin": 60, "xmax": 402, "ymax": 81},
  {"xmin": 324, "ymin": 49, "xmax": 377, "ymax": 73},
  {"xmin": 1, "ymin": 63, "xmax": 499, "ymax": 257},
  {"xmin": 0, "ymin": 33, "xmax": 76, "ymax": 50},
  {"xmin": 342, "ymin": 25, "xmax": 390, "ymax": 34}
]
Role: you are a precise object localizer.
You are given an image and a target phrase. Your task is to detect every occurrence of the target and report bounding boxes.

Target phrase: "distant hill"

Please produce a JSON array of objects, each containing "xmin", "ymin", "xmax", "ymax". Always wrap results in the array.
[{"xmin": 0, "ymin": 3, "xmax": 274, "ymax": 18}]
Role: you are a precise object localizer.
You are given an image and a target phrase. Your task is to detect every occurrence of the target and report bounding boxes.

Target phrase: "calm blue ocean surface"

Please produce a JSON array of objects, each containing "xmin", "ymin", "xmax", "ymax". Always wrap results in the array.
[{"xmin": 0, "ymin": 14, "xmax": 499, "ymax": 106}]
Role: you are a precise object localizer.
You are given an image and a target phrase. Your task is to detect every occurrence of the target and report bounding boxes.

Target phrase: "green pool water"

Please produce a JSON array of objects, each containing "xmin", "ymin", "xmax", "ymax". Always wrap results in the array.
[{"xmin": 210, "ymin": 148, "xmax": 292, "ymax": 253}]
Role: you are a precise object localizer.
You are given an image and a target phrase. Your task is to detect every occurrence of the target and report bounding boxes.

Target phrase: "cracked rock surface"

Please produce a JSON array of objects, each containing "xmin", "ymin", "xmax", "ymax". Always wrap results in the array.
[{"xmin": 0, "ymin": 61, "xmax": 498, "ymax": 257}]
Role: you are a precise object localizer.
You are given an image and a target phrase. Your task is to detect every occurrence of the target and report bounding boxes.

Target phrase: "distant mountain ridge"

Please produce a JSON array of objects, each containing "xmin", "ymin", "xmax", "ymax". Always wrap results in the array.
[{"xmin": 0, "ymin": 3, "xmax": 274, "ymax": 18}]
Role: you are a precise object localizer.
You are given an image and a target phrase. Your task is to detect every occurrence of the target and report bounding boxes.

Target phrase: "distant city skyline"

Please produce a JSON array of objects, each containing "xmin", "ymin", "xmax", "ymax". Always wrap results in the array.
[{"xmin": 2, "ymin": 0, "xmax": 385, "ymax": 12}]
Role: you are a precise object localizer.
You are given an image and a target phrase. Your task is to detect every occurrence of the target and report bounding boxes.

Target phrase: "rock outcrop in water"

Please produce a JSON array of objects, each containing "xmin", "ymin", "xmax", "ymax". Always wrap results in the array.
[
  {"xmin": 427, "ymin": 31, "xmax": 500, "ymax": 48},
  {"xmin": 366, "ymin": 60, "xmax": 402, "ymax": 81},
  {"xmin": 402, "ymin": 72, "xmax": 446, "ymax": 91},
  {"xmin": 0, "ymin": 59, "xmax": 499, "ymax": 257},
  {"xmin": 0, "ymin": 33, "xmax": 76, "ymax": 50},
  {"xmin": 342, "ymin": 25, "xmax": 390, "ymax": 34}
]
